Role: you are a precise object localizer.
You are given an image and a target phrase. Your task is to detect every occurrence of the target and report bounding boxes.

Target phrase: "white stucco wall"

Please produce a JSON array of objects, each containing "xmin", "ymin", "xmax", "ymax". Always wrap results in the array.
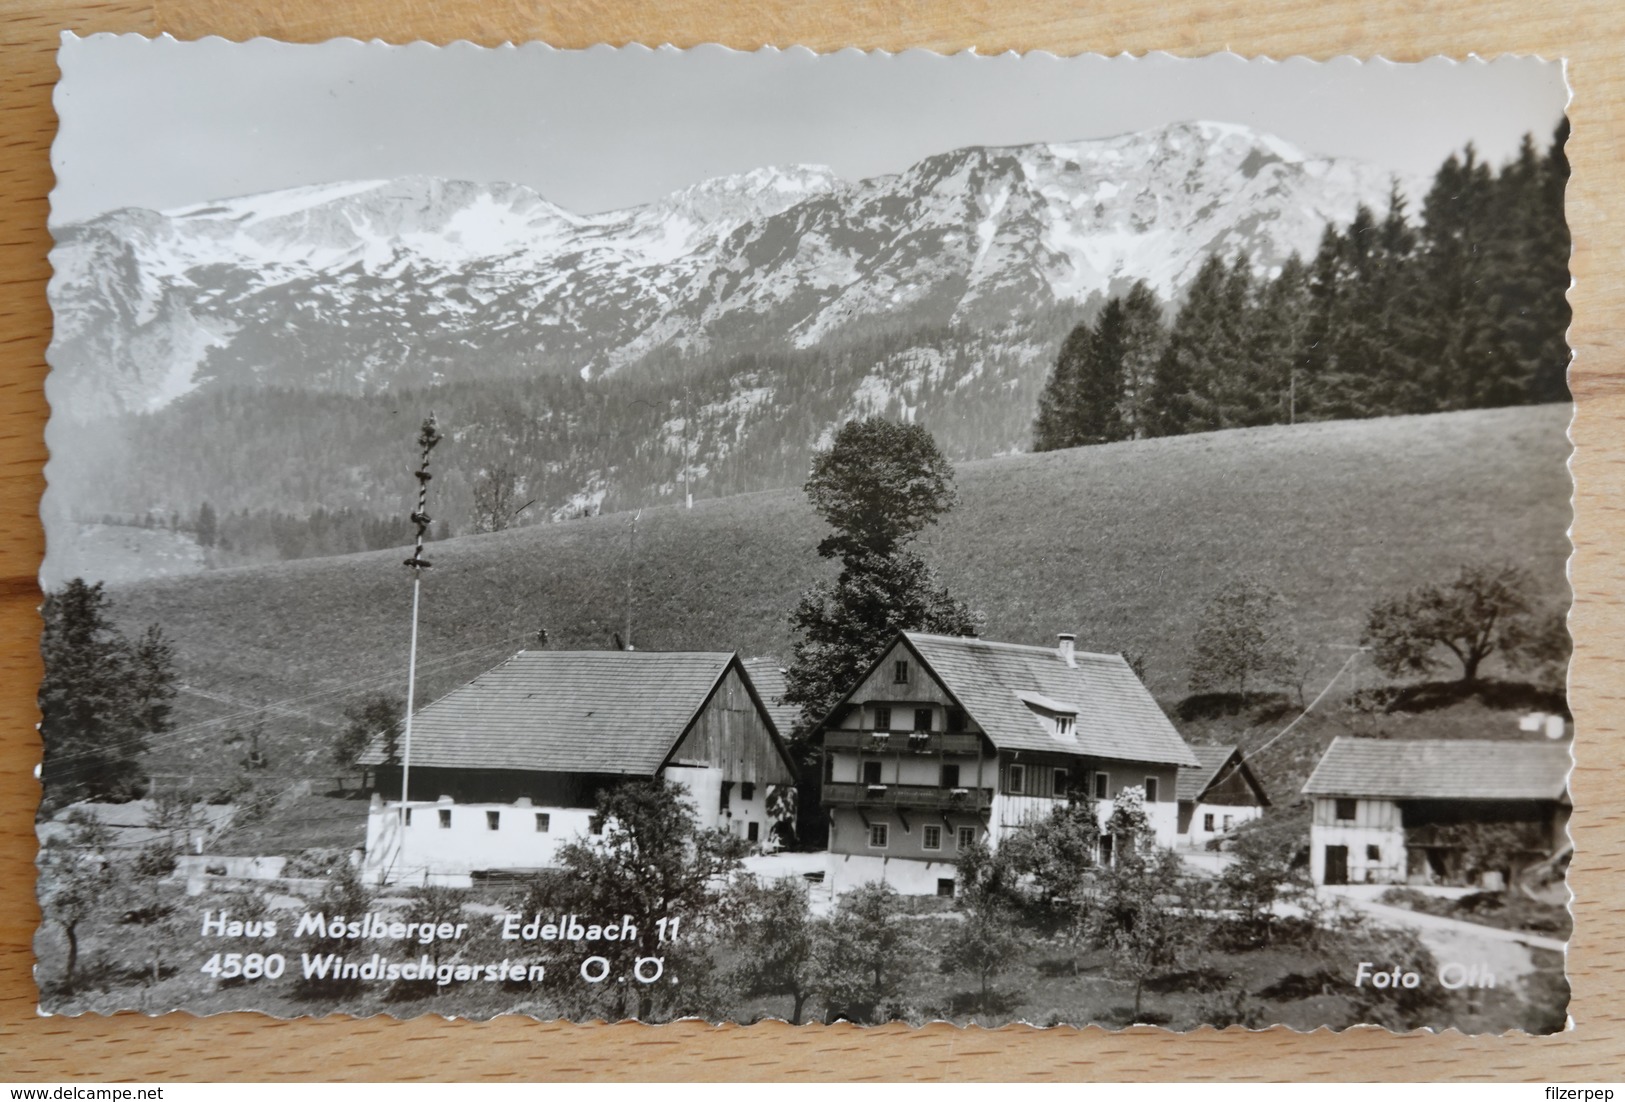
[
  {"xmin": 1181, "ymin": 802, "xmax": 1264, "ymax": 847},
  {"xmin": 1308, "ymin": 797, "xmax": 1406, "ymax": 884},
  {"xmin": 826, "ymin": 852, "xmax": 961, "ymax": 897},
  {"xmin": 363, "ymin": 796, "xmax": 596, "ymax": 884}
]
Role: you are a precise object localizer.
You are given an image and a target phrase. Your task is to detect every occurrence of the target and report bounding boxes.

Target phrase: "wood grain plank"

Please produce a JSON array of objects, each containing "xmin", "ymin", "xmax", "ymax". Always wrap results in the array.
[{"xmin": 1, "ymin": 0, "xmax": 1621, "ymax": 1080}]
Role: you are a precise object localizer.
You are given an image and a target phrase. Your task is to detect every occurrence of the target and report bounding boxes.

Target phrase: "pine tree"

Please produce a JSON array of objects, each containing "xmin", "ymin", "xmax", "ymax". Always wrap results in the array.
[
  {"xmin": 1149, "ymin": 255, "xmax": 1231, "ymax": 436},
  {"xmin": 1032, "ymin": 321, "xmax": 1092, "ymax": 451},
  {"xmin": 1116, "ymin": 281, "xmax": 1167, "ymax": 439},
  {"xmin": 1075, "ymin": 297, "xmax": 1128, "ymax": 445},
  {"xmin": 39, "ymin": 580, "xmax": 177, "ymax": 808}
]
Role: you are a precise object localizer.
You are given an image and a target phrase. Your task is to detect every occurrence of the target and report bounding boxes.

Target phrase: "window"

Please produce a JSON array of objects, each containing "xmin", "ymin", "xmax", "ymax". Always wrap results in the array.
[
  {"xmin": 946, "ymin": 708, "xmax": 967, "ymax": 731},
  {"xmin": 893, "ymin": 660, "xmax": 909, "ymax": 684},
  {"xmin": 1052, "ymin": 769, "xmax": 1068, "ymax": 797},
  {"xmin": 825, "ymin": 755, "xmax": 836, "ymax": 782},
  {"xmin": 913, "ymin": 708, "xmax": 933, "ymax": 732},
  {"xmin": 940, "ymin": 764, "xmax": 960, "ymax": 789},
  {"xmin": 589, "ymin": 815, "xmax": 604, "ymax": 836},
  {"xmin": 486, "ymin": 810, "xmax": 501, "ymax": 831},
  {"xmin": 922, "ymin": 825, "xmax": 942, "ymax": 851},
  {"xmin": 534, "ymin": 813, "xmax": 551, "ymax": 833},
  {"xmin": 869, "ymin": 823, "xmax": 889, "ymax": 848},
  {"xmin": 862, "ymin": 761, "xmax": 883, "ymax": 786},
  {"xmin": 1366, "ymin": 844, "xmax": 1381, "ymax": 862},
  {"xmin": 748, "ymin": 822, "xmax": 760, "ymax": 843},
  {"xmin": 956, "ymin": 826, "xmax": 976, "ymax": 850},
  {"xmin": 1144, "ymin": 777, "xmax": 1158, "ymax": 803},
  {"xmin": 438, "ymin": 808, "xmax": 451, "ymax": 829},
  {"xmin": 720, "ymin": 781, "xmax": 733, "ymax": 812},
  {"xmin": 741, "ymin": 782, "xmax": 755, "ymax": 801},
  {"xmin": 404, "ymin": 808, "xmax": 413, "ymax": 827},
  {"xmin": 936, "ymin": 878, "xmax": 956, "ymax": 898},
  {"xmin": 1335, "ymin": 798, "xmax": 1358, "ymax": 822},
  {"xmin": 1008, "ymin": 763, "xmax": 1026, "ymax": 795},
  {"xmin": 1094, "ymin": 771, "xmax": 1110, "ymax": 800},
  {"xmin": 1203, "ymin": 813, "xmax": 1215, "ymax": 832},
  {"xmin": 874, "ymin": 705, "xmax": 892, "ymax": 731}
]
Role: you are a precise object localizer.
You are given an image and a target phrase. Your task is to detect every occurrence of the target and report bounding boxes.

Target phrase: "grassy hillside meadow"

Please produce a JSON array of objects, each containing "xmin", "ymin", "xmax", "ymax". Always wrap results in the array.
[{"xmin": 95, "ymin": 404, "xmax": 1572, "ymax": 814}]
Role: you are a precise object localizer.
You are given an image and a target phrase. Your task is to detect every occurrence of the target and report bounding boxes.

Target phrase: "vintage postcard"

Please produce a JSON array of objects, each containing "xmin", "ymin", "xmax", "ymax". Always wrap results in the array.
[{"xmin": 38, "ymin": 39, "xmax": 1572, "ymax": 1031}]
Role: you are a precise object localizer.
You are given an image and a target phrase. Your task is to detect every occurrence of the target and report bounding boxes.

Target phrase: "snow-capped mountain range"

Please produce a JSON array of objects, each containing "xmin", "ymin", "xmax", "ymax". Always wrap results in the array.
[{"xmin": 48, "ymin": 120, "xmax": 1411, "ymax": 420}]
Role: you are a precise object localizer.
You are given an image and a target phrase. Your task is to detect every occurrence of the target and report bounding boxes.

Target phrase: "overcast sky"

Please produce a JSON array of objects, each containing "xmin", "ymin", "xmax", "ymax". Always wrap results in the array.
[{"xmin": 51, "ymin": 37, "xmax": 1568, "ymax": 225}]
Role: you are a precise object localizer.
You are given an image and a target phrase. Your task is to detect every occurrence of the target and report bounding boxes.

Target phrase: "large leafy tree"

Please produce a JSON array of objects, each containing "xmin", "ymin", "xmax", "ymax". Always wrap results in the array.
[
  {"xmin": 810, "ymin": 881, "xmax": 921, "ymax": 1023},
  {"xmin": 942, "ymin": 840, "xmax": 1031, "ymax": 1013},
  {"xmin": 334, "ymin": 693, "xmax": 403, "ymax": 791},
  {"xmin": 1188, "ymin": 576, "xmax": 1299, "ymax": 700},
  {"xmin": 732, "ymin": 876, "xmax": 819, "ymax": 1024},
  {"xmin": 1361, "ymin": 561, "xmax": 1565, "ymax": 685},
  {"xmin": 784, "ymin": 419, "xmax": 980, "ymax": 733},
  {"xmin": 537, "ymin": 778, "xmax": 749, "ymax": 1019},
  {"xmin": 1086, "ymin": 846, "xmax": 1191, "ymax": 1019},
  {"xmin": 39, "ymin": 579, "xmax": 178, "ymax": 809}
]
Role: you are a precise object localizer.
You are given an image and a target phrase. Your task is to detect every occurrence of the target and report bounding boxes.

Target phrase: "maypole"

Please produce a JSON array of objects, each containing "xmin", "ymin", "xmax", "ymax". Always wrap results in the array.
[{"xmin": 399, "ymin": 415, "xmax": 443, "ymax": 828}]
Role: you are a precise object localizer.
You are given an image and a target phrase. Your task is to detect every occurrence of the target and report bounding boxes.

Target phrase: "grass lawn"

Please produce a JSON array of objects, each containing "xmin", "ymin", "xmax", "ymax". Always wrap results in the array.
[{"xmin": 97, "ymin": 405, "xmax": 1569, "ymax": 805}]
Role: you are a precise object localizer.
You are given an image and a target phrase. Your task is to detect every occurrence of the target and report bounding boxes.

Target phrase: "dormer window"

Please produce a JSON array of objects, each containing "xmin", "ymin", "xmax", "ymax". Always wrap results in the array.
[{"xmin": 1014, "ymin": 690, "xmax": 1079, "ymax": 741}]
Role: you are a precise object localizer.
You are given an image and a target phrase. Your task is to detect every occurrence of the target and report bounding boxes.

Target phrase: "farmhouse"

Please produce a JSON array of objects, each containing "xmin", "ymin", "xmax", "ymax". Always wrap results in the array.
[
  {"xmin": 1302, "ymin": 737, "xmax": 1571, "ymax": 888},
  {"xmin": 359, "ymin": 649, "xmax": 796, "ymax": 885},
  {"xmin": 1176, "ymin": 743, "xmax": 1270, "ymax": 847},
  {"xmin": 813, "ymin": 631, "xmax": 1200, "ymax": 896}
]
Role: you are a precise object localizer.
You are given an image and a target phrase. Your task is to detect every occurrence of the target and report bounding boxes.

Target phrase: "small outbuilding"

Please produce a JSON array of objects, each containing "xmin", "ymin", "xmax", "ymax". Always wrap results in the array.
[
  {"xmin": 1176, "ymin": 744, "xmax": 1270, "ymax": 847},
  {"xmin": 1301, "ymin": 737, "xmax": 1571, "ymax": 888}
]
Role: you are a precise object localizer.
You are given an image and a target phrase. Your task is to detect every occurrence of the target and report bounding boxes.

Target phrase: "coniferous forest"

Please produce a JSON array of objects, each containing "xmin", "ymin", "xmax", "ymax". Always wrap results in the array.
[{"xmin": 1034, "ymin": 128, "xmax": 1570, "ymax": 450}]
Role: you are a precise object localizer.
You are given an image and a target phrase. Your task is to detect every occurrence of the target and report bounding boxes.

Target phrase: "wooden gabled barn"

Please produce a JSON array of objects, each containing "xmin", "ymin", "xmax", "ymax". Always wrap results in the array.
[
  {"xmin": 360, "ymin": 649, "xmax": 795, "ymax": 885},
  {"xmin": 1302, "ymin": 737, "xmax": 1571, "ymax": 888}
]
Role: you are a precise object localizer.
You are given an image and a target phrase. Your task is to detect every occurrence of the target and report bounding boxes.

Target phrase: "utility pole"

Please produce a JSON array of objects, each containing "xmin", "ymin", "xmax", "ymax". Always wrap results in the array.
[
  {"xmin": 624, "ymin": 509, "xmax": 641, "ymax": 651},
  {"xmin": 399, "ymin": 415, "xmax": 443, "ymax": 828}
]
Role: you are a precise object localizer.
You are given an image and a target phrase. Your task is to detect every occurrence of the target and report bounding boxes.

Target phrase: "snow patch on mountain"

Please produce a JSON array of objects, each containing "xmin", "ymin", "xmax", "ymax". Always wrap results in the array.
[{"xmin": 49, "ymin": 123, "xmax": 1416, "ymax": 420}]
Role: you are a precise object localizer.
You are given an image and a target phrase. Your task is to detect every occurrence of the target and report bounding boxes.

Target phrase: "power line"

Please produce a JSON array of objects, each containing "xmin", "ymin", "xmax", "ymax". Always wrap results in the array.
[{"xmin": 1234, "ymin": 646, "xmax": 1367, "ymax": 771}]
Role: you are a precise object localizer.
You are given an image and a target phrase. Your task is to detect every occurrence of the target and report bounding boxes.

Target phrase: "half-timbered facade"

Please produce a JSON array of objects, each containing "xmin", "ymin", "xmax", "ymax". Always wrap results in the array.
[
  {"xmin": 360, "ymin": 649, "xmax": 796, "ymax": 885},
  {"xmin": 1302, "ymin": 737, "xmax": 1571, "ymax": 888},
  {"xmin": 814, "ymin": 631, "xmax": 1199, "ymax": 895}
]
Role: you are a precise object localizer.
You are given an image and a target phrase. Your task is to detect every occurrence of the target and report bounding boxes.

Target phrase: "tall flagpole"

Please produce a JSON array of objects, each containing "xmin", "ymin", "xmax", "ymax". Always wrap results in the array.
[{"xmin": 399, "ymin": 415, "xmax": 443, "ymax": 830}]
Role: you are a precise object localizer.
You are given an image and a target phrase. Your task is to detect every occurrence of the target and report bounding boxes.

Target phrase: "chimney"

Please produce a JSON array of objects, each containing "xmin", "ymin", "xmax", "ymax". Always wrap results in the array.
[{"xmin": 1057, "ymin": 632, "xmax": 1077, "ymax": 668}]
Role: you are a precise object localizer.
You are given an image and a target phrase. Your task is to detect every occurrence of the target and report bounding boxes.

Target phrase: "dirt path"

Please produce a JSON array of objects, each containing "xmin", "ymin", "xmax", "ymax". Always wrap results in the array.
[{"xmin": 1322, "ymin": 888, "xmax": 1564, "ymax": 987}]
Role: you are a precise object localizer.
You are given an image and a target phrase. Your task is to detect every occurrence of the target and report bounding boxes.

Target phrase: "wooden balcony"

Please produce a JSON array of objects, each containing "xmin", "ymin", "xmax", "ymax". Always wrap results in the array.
[
  {"xmin": 823, "ymin": 730, "xmax": 984, "ymax": 755},
  {"xmin": 822, "ymin": 781, "xmax": 994, "ymax": 811}
]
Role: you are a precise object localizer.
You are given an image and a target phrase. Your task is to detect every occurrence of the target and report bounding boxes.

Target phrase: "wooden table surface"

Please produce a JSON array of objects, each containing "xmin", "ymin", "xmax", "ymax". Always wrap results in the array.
[{"xmin": 1, "ymin": 0, "xmax": 1622, "ymax": 1082}]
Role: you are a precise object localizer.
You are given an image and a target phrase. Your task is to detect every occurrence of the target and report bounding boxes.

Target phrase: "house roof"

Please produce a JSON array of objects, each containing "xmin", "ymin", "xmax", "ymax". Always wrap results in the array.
[
  {"xmin": 742, "ymin": 657, "xmax": 802, "ymax": 738},
  {"xmin": 359, "ymin": 649, "xmax": 763, "ymax": 776},
  {"xmin": 1301, "ymin": 737, "xmax": 1572, "ymax": 801},
  {"xmin": 1177, "ymin": 744, "xmax": 1242, "ymax": 803},
  {"xmin": 898, "ymin": 633, "xmax": 1200, "ymax": 767}
]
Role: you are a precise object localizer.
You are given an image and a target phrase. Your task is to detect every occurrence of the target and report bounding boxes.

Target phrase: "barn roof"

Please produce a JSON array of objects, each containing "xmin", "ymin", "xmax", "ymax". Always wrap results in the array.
[
  {"xmin": 1301, "ymin": 737, "xmax": 1571, "ymax": 801},
  {"xmin": 741, "ymin": 657, "xmax": 801, "ymax": 738},
  {"xmin": 892, "ymin": 633, "xmax": 1199, "ymax": 767},
  {"xmin": 358, "ymin": 649, "xmax": 767, "ymax": 776},
  {"xmin": 1177, "ymin": 744, "xmax": 1240, "ymax": 802}
]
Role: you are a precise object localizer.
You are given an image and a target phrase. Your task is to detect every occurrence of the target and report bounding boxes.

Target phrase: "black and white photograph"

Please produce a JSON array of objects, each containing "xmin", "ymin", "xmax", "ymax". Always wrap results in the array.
[{"xmin": 37, "ymin": 39, "xmax": 1572, "ymax": 1032}]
